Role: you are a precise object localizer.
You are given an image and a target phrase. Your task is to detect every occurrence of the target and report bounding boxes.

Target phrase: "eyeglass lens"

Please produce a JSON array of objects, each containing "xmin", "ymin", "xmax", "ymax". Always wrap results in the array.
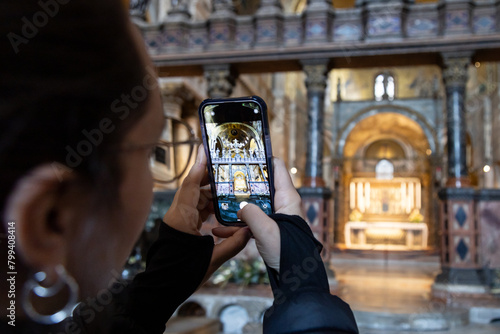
[{"xmin": 150, "ymin": 117, "xmax": 198, "ymax": 183}]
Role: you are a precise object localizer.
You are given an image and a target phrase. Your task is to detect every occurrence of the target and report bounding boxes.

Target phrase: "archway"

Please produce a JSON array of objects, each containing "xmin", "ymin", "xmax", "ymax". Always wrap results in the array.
[
  {"xmin": 338, "ymin": 112, "xmax": 435, "ymax": 251},
  {"xmin": 335, "ymin": 105, "xmax": 438, "ymax": 158}
]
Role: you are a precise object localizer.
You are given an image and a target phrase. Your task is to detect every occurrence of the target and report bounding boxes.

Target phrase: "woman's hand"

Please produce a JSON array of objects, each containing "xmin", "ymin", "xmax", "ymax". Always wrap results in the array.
[
  {"xmin": 163, "ymin": 146, "xmax": 252, "ymax": 282},
  {"xmin": 232, "ymin": 158, "xmax": 303, "ymax": 272}
]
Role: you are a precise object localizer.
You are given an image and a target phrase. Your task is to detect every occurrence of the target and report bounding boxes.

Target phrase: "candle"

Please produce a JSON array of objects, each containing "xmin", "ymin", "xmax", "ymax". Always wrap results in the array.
[
  {"xmin": 350, "ymin": 182, "xmax": 355, "ymax": 209},
  {"xmin": 408, "ymin": 182, "xmax": 414, "ymax": 212},
  {"xmin": 365, "ymin": 182, "xmax": 370, "ymax": 210},
  {"xmin": 416, "ymin": 182, "xmax": 421, "ymax": 209},
  {"xmin": 401, "ymin": 182, "xmax": 407, "ymax": 213},
  {"xmin": 358, "ymin": 182, "xmax": 364, "ymax": 212}
]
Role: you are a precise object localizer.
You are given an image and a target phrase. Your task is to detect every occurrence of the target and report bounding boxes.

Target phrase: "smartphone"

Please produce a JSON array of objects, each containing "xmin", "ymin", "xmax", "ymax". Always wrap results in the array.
[{"xmin": 198, "ymin": 96, "xmax": 275, "ymax": 226}]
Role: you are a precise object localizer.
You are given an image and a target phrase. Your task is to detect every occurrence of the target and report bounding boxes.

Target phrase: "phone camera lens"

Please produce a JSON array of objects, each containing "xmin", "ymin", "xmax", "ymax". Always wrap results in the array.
[{"xmin": 231, "ymin": 129, "xmax": 238, "ymax": 136}]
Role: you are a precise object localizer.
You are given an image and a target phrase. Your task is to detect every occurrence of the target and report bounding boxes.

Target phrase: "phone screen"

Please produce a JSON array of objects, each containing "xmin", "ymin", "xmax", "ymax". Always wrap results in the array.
[{"xmin": 200, "ymin": 98, "xmax": 274, "ymax": 224}]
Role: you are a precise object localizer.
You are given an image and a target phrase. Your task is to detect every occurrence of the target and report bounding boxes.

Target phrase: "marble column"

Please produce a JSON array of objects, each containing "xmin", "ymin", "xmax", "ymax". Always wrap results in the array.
[
  {"xmin": 441, "ymin": 53, "xmax": 471, "ymax": 188},
  {"xmin": 302, "ymin": 59, "xmax": 329, "ymax": 188},
  {"xmin": 483, "ymin": 94, "xmax": 494, "ymax": 188},
  {"xmin": 298, "ymin": 59, "xmax": 335, "ymax": 280},
  {"xmin": 482, "ymin": 63, "xmax": 495, "ymax": 188},
  {"xmin": 433, "ymin": 53, "xmax": 490, "ymax": 302},
  {"xmin": 203, "ymin": 64, "xmax": 236, "ymax": 98},
  {"xmin": 158, "ymin": 83, "xmax": 185, "ymax": 189},
  {"xmin": 162, "ymin": 83, "xmax": 184, "ymax": 118},
  {"xmin": 201, "ymin": 64, "xmax": 237, "ymax": 237}
]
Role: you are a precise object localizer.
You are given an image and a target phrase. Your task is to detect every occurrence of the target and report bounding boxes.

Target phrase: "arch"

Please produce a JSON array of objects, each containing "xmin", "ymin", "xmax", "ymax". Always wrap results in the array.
[
  {"xmin": 364, "ymin": 139, "xmax": 406, "ymax": 160},
  {"xmin": 360, "ymin": 135, "xmax": 413, "ymax": 160},
  {"xmin": 210, "ymin": 122, "xmax": 263, "ymax": 153},
  {"xmin": 335, "ymin": 105, "xmax": 437, "ymax": 158}
]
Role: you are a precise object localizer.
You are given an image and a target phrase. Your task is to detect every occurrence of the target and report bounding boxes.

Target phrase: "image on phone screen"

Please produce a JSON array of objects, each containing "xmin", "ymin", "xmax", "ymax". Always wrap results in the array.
[{"xmin": 201, "ymin": 100, "xmax": 273, "ymax": 223}]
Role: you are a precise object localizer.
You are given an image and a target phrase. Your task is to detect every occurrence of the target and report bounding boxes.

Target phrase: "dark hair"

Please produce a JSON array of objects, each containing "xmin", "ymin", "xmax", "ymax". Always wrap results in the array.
[{"xmin": 0, "ymin": 0, "xmax": 150, "ymax": 227}]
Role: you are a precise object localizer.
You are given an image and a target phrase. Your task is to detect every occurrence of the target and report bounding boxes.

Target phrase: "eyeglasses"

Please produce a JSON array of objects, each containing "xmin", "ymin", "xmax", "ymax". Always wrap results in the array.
[{"xmin": 150, "ymin": 116, "xmax": 201, "ymax": 184}]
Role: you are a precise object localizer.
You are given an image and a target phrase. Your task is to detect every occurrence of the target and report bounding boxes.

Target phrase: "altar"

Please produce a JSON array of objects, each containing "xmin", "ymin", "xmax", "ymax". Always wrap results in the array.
[
  {"xmin": 345, "ymin": 221, "xmax": 428, "ymax": 250},
  {"xmin": 345, "ymin": 175, "xmax": 429, "ymax": 250}
]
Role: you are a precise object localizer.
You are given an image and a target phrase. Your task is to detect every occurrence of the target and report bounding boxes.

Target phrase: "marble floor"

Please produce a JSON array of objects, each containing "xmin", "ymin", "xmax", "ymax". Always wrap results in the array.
[
  {"xmin": 331, "ymin": 250, "xmax": 500, "ymax": 333},
  {"xmin": 332, "ymin": 251, "xmax": 442, "ymax": 314},
  {"xmin": 165, "ymin": 250, "xmax": 500, "ymax": 333}
]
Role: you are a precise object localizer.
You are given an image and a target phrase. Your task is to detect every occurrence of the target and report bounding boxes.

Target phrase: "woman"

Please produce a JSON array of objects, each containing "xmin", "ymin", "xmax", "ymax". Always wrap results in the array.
[{"xmin": 0, "ymin": 0, "xmax": 358, "ymax": 333}]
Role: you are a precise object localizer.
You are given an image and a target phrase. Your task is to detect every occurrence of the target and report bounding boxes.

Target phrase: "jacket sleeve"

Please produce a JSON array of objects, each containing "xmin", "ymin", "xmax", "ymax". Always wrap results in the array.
[
  {"xmin": 262, "ymin": 214, "xmax": 359, "ymax": 334},
  {"xmin": 120, "ymin": 222, "xmax": 214, "ymax": 333},
  {"xmin": 70, "ymin": 223, "xmax": 214, "ymax": 334}
]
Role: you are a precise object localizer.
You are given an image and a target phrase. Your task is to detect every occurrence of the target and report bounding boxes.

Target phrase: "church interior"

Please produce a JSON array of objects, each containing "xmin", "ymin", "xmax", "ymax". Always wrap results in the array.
[{"xmin": 125, "ymin": 0, "xmax": 500, "ymax": 332}]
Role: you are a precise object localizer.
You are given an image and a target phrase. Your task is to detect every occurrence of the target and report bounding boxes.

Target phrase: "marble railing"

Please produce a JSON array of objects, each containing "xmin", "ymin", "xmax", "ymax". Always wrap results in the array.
[{"xmin": 136, "ymin": 0, "xmax": 500, "ymax": 72}]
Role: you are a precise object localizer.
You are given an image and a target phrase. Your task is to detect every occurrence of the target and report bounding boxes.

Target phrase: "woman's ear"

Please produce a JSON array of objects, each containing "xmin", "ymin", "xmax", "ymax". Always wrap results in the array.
[{"xmin": 3, "ymin": 163, "xmax": 83, "ymax": 271}]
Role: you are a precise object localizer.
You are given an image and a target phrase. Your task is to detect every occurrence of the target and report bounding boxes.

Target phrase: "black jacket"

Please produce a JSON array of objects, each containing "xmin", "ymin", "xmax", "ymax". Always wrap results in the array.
[
  {"xmin": 1, "ymin": 214, "xmax": 358, "ymax": 333},
  {"xmin": 263, "ymin": 214, "xmax": 358, "ymax": 334}
]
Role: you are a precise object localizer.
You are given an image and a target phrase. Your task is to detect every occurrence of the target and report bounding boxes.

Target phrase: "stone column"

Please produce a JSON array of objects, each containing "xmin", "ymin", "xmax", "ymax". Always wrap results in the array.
[
  {"xmin": 200, "ymin": 64, "xmax": 237, "ymax": 237},
  {"xmin": 301, "ymin": 59, "xmax": 329, "ymax": 188},
  {"xmin": 158, "ymin": 82, "xmax": 185, "ymax": 190},
  {"xmin": 441, "ymin": 53, "xmax": 471, "ymax": 188},
  {"xmin": 203, "ymin": 64, "xmax": 237, "ymax": 98},
  {"xmin": 299, "ymin": 59, "xmax": 335, "ymax": 280},
  {"xmin": 483, "ymin": 94, "xmax": 494, "ymax": 188},
  {"xmin": 162, "ymin": 83, "xmax": 184, "ymax": 118},
  {"xmin": 270, "ymin": 73, "xmax": 287, "ymax": 163},
  {"xmin": 433, "ymin": 52, "xmax": 490, "ymax": 303},
  {"xmin": 482, "ymin": 63, "xmax": 495, "ymax": 188}
]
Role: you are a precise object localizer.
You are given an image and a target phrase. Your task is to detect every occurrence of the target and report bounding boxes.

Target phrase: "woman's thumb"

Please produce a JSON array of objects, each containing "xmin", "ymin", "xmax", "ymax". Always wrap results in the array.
[
  {"xmin": 237, "ymin": 203, "xmax": 280, "ymax": 271},
  {"xmin": 238, "ymin": 204, "xmax": 275, "ymax": 235}
]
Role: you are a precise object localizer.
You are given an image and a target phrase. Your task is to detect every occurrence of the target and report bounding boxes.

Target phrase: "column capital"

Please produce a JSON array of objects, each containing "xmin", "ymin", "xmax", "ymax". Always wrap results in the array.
[
  {"xmin": 166, "ymin": 0, "xmax": 191, "ymax": 20},
  {"xmin": 160, "ymin": 82, "xmax": 186, "ymax": 118},
  {"xmin": 305, "ymin": 0, "xmax": 333, "ymax": 11},
  {"xmin": 441, "ymin": 52, "xmax": 472, "ymax": 88},
  {"xmin": 212, "ymin": 0, "xmax": 235, "ymax": 16},
  {"xmin": 160, "ymin": 81, "xmax": 184, "ymax": 96},
  {"xmin": 301, "ymin": 59, "xmax": 330, "ymax": 93},
  {"xmin": 203, "ymin": 64, "xmax": 237, "ymax": 98}
]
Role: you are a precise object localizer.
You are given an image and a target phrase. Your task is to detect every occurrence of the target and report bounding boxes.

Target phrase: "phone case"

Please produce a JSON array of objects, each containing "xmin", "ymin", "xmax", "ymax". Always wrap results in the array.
[{"xmin": 198, "ymin": 96, "xmax": 275, "ymax": 226}]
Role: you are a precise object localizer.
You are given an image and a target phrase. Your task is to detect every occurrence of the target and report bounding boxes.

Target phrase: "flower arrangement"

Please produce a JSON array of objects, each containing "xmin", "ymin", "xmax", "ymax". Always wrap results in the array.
[
  {"xmin": 211, "ymin": 258, "xmax": 269, "ymax": 288},
  {"xmin": 409, "ymin": 208, "xmax": 424, "ymax": 222},
  {"xmin": 349, "ymin": 209, "xmax": 363, "ymax": 222}
]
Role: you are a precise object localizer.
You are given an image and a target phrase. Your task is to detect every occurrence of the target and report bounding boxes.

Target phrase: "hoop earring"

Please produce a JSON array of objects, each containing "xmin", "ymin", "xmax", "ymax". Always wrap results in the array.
[{"xmin": 22, "ymin": 264, "xmax": 79, "ymax": 325}]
